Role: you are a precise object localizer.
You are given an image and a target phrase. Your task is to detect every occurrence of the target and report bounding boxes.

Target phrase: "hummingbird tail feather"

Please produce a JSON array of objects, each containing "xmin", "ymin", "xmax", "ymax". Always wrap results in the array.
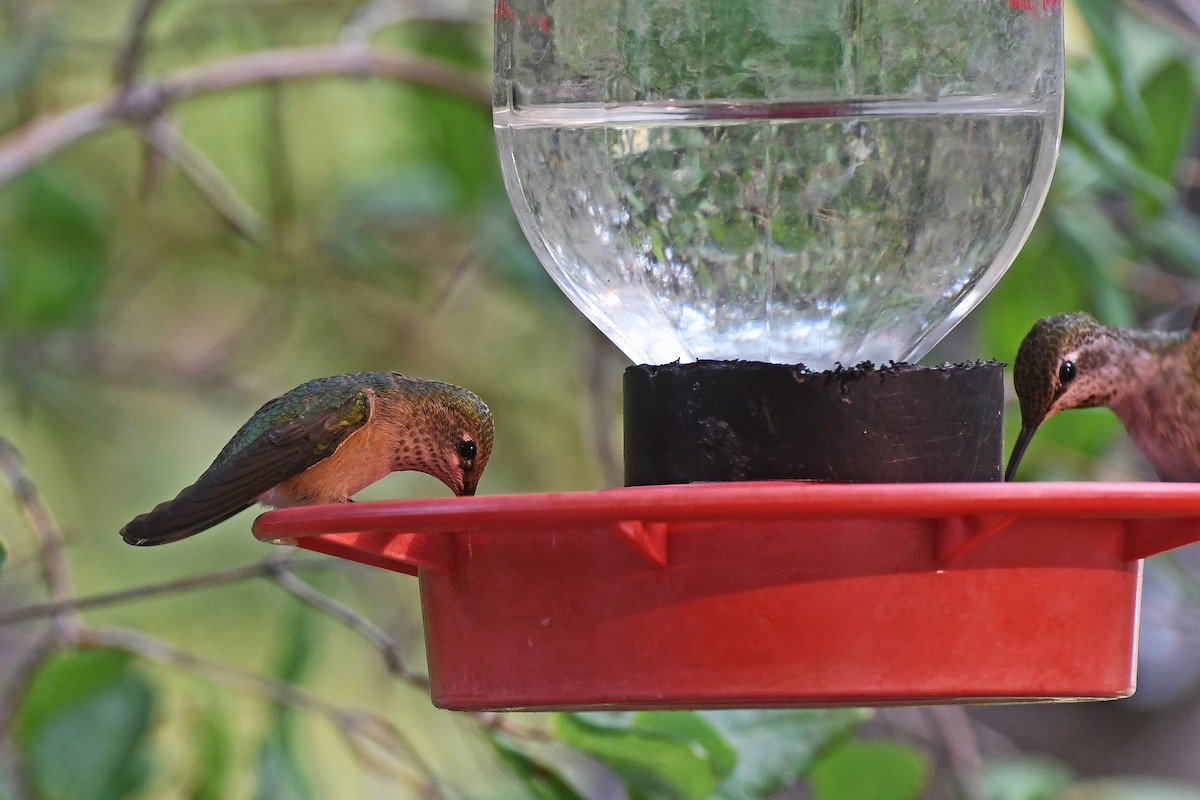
[
  {"xmin": 120, "ymin": 383, "xmax": 379, "ymax": 546},
  {"xmin": 118, "ymin": 418, "xmax": 338, "ymax": 546},
  {"xmin": 119, "ymin": 478, "xmax": 262, "ymax": 546}
]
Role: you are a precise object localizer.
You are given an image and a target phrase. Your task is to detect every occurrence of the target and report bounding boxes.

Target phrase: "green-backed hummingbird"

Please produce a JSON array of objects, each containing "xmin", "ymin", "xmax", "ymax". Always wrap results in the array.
[
  {"xmin": 1007, "ymin": 310, "xmax": 1200, "ymax": 481},
  {"xmin": 121, "ymin": 372, "xmax": 494, "ymax": 546}
]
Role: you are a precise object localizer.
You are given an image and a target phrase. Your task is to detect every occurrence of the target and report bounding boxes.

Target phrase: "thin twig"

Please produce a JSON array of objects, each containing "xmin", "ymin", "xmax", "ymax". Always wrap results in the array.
[
  {"xmin": 112, "ymin": 0, "xmax": 165, "ymax": 89},
  {"xmin": 0, "ymin": 555, "xmax": 343, "ymax": 626},
  {"xmin": 265, "ymin": 561, "xmax": 427, "ymax": 687},
  {"xmin": 472, "ymin": 711, "xmax": 556, "ymax": 743},
  {"xmin": 0, "ymin": 44, "xmax": 489, "ymax": 187},
  {"xmin": 115, "ymin": 0, "xmax": 171, "ymax": 201},
  {"xmin": 925, "ymin": 706, "xmax": 988, "ymax": 800},
  {"xmin": 138, "ymin": 116, "xmax": 269, "ymax": 243},
  {"xmin": 0, "ymin": 439, "xmax": 78, "ymax": 641}
]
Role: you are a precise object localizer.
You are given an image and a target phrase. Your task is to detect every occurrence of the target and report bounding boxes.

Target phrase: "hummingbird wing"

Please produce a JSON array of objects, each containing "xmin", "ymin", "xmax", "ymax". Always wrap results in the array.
[{"xmin": 120, "ymin": 389, "xmax": 371, "ymax": 546}]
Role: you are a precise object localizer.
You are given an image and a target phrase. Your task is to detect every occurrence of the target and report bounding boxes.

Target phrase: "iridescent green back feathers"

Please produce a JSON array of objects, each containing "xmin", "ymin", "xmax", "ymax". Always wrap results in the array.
[{"xmin": 212, "ymin": 373, "xmax": 385, "ymax": 468}]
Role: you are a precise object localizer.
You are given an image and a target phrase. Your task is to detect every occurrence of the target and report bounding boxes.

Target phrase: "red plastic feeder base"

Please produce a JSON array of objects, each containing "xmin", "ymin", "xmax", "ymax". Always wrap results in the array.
[{"xmin": 252, "ymin": 482, "xmax": 1200, "ymax": 711}]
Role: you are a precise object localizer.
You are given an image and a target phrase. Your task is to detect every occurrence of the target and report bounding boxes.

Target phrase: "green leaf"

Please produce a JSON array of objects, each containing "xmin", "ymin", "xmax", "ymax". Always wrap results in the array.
[
  {"xmin": 638, "ymin": 712, "xmax": 737, "ymax": 778},
  {"xmin": 0, "ymin": 536, "xmax": 6, "ymax": 572},
  {"xmin": 15, "ymin": 649, "xmax": 136, "ymax": 745},
  {"xmin": 704, "ymin": 709, "xmax": 868, "ymax": 800},
  {"xmin": 1135, "ymin": 210, "xmax": 1200, "ymax": 277},
  {"xmin": 256, "ymin": 740, "xmax": 316, "ymax": 800},
  {"xmin": 1137, "ymin": 59, "xmax": 1195, "ymax": 184},
  {"xmin": 983, "ymin": 756, "xmax": 1074, "ymax": 800},
  {"xmin": 1074, "ymin": 0, "xmax": 1153, "ymax": 150},
  {"xmin": 1049, "ymin": 203, "xmax": 1135, "ymax": 329},
  {"xmin": 973, "ymin": 219, "xmax": 1094, "ymax": 368},
  {"xmin": 808, "ymin": 741, "xmax": 927, "ymax": 800},
  {"xmin": 491, "ymin": 734, "xmax": 585, "ymax": 800},
  {"xmin": 555, "ymin": 711, "xmax": 735, "ymax": 800},
  {"xmin": 398, "ymin": 24, "xmax": 496, "ymax": 209},
  {"xmin": 187, "ymin": 690, "xmax": 236, "ymax": 800},
  {"xmin": 1063, "ymin": 107, "xmax": 1173, "ymax": 205},
  {"xmin": 1132, "ymin": 59, "xmax": 1196, "ymax": 218},
  {"xmin": 15, "ymin": 648, "xmax": 155, "ymax": 800},
  {"xmin": 1063, "ymin": 54, "xmax": 1116, "ymax": 123},
  {"xmin": 1026, "ymin": 406, "xmax": 1125, "ymax": 464},
  {"xmin": 255, "ymin": 602, "xmax": 318, "ymax": 800},
  {"xmin": 0, "ymin": 168, "xmax": 111, "ymax": 330}
]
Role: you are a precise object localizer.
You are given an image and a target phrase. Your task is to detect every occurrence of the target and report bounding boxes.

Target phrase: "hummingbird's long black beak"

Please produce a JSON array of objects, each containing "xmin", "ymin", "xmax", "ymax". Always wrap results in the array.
[{"xmin": 1004, "ymin": 423, "xmax": 1038, "ymax": 482}]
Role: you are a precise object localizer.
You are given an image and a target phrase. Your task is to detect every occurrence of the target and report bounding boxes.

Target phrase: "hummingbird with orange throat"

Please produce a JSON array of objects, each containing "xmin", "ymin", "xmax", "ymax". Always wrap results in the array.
[
  {"xmin": 1007, "ymin": 310, "xmax": 1200, "ymax": 482},
  {"xmin": 121, "ymin": 372, "xmax": 494, "ymax": 546}
]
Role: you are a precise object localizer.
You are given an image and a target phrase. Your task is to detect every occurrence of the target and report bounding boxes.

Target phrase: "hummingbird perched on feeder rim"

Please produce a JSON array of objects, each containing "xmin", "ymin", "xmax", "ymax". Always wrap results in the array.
[
  {"xmin": 1006, "ymin": 309, "xmax": 1200, "ymax": 482},
  {"xmin": 120, "ymin": 372, "xmax": 494, "ymax": 546}
]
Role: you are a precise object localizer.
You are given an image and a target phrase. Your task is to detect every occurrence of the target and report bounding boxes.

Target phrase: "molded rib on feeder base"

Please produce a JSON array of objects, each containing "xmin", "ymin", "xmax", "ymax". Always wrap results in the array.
[{"xmin": 253, "ymin": 482, "xmax": 1200, "ymax": 711}]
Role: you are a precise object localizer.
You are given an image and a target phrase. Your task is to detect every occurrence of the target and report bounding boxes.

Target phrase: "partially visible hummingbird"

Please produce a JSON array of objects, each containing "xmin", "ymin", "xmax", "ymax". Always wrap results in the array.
[
  {"xmin": 1006, "ymin": 309, "xmax": 1200, "ymax": 481},
  {"xmin": 121, "ymin": 372, "xmax": 494, "ymax": 546}
]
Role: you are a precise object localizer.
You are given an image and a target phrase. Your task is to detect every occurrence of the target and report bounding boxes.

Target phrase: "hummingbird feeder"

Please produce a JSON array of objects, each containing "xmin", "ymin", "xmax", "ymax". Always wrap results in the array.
[{"xmin": 255, "ymin": 0, "xmax": 1200, "ymax": 710}]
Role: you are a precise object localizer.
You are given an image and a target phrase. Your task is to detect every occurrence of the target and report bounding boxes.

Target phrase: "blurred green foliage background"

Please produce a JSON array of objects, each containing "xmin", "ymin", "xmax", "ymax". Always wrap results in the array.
[{"xmin": 3, "ymin": 0, "xmax": 1200, "ymax": 798}]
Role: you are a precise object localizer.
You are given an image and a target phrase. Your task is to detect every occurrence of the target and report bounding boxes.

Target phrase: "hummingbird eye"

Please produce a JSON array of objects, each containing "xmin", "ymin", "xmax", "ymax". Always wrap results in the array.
[
  {"xmin": 458, "ymin": 439, "xmax": 477, "ymax": 462},
  {"xmin": 1058, "ymin": 360, "xmax": 1076, "ymax": 385}
]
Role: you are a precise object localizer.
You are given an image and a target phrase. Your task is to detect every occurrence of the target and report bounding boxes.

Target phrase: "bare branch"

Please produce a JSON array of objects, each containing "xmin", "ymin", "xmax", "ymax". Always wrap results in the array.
[
  {"xmin": 335, "ymin": 711, "xmax": 445, "ymax": 791},
  {"xmin": 472, "ymin": 711, "xmax": 557, "ymax": 743},
  {"xmin": 265, "ymin": 561, "xmax": 428, "ymax": 688},
  {"xmin": 0, "ymin": 101, "xmax": 114, "ymax": 186},
  {"xmin": 0, "ymin": 439, "xmax": 78, "ymax": 641},
  {"xmin": 0, "ymin": 44, "xmax": 489, "ymax": 187},
  {"xmin": 0, "ymin": 555, "xmax": 344, "ymax": 627},
  {"xmin": 112, "ymin": 0, "xmax": 165, "ymax": 89},
  {"xmin": 925, "ymin": 706, "xmax": 988, "ymax": 800},
  {"xmin": 138, "ymin": 116, "xmax": 269, "ymax": 243}
]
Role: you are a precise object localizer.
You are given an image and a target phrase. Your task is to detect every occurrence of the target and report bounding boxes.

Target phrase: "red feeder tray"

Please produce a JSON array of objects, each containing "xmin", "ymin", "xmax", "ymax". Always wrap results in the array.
[{"xmin": 252, "ymin": 482, "xmax": 1200, "ymax": 710}]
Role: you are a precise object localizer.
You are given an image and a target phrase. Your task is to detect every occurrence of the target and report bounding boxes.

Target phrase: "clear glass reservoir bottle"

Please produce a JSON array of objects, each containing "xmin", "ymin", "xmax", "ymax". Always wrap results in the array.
[{"xmin": 494, "ymin": 0, "xmax": 1064, "ymax": 368}]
